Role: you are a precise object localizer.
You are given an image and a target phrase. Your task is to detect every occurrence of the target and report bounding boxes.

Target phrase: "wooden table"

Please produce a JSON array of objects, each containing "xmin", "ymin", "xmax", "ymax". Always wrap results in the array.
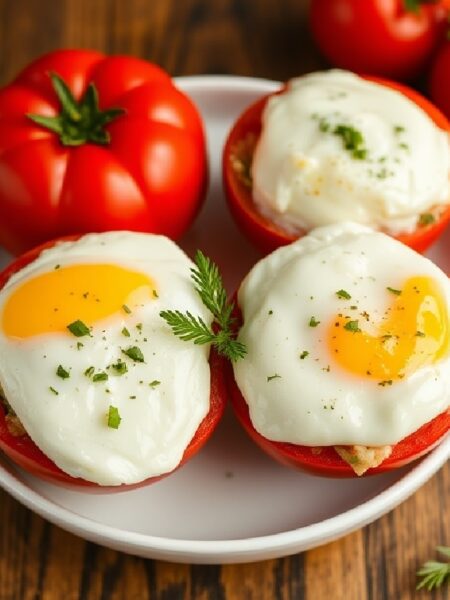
[{"xmin": 0, "ymin": 1, "xmax": 448, "ymax": 598}]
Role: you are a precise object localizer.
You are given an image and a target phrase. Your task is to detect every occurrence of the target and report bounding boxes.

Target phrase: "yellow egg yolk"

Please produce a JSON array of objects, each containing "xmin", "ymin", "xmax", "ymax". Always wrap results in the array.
[
  {"xmin": 328, "ymin": 276, "xmax": 449, "ymax": 381},
  {"xmin": 2, "ymin": 264, "xmax": 157, "ymax": 339}
]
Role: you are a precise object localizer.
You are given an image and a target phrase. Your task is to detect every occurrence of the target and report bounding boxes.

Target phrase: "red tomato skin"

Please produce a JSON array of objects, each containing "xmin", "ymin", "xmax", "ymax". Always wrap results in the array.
[
  {"xmin": 225, "ymin": 305, "xmax": 449, "ymax": 478},
  {"xmin": 223, "ymin": 76, "xmax": 450, "ymax": 255},
  {"xmin": 0, "ymin": 237, "xmax": 227, "ymax": 491},
  {"xmin": 0, "ymin": 50, "xmax": 207, "ymax": 255},
  {"xmin": 309, "ymin": 0, "xmax": 450, "ymax": 81},
  {"xmin": 429, "ymin": 41, "xmax": 450, "ymax": 120}
]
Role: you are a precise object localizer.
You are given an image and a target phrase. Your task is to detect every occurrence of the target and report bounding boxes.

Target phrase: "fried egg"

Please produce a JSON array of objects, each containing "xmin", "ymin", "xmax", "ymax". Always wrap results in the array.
[
  {"xmin": 0, "ymin": 232, "xmax": 211, "ymax": 485},
  {"xmin": 233, "ymin": 223, "xmax": 450, "ymax": 447},
  {"xmin": 252, "ymin": 70, "xmax": 450, "ymax": 235}
]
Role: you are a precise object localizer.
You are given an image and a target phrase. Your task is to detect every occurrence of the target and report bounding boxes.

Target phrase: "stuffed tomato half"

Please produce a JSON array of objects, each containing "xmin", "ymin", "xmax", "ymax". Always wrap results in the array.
[
  {"xmin": 223, "ymin": 70, "xmax": 450, "ymax": 255},
  {"xmin": 0, "ymin": 232, "xmax": 226, "ymax": 490},
  {"xmin": 226, "ymin": 223, "xmax": 450, "ymax": 477}
]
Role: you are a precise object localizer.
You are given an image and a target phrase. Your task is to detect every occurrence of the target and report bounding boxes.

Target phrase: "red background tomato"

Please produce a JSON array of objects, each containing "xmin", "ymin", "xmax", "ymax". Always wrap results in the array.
[
  {"xmin": 0, "ymin": 49, "xmax": 208, "ymax": 255},
  {"xmin": 223, "ymin": 76, "xmax": 450, "ymax": 255},
  {"xmin": 0, "ymin": 237, "xmax": 227, "ymax": 491},
  {"xmin": 309, "ymin": 0, "xmax": 450, "ymax": 81},
  {"xmin": 429, "ymin": 40, "xmax": 450, "ymax": 120}
]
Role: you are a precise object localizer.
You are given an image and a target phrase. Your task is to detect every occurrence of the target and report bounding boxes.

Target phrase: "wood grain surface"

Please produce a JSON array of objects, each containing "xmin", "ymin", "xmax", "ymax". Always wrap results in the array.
[{"xmin": 0, "ymin": 1, "xmax": 448, "ymax": 598}]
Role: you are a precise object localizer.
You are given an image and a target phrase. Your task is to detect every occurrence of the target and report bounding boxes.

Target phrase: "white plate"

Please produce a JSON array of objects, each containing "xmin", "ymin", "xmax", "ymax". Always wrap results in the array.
[{"xmin": 0, "ymin": 75, "xmax": 448, "ymax": 565}]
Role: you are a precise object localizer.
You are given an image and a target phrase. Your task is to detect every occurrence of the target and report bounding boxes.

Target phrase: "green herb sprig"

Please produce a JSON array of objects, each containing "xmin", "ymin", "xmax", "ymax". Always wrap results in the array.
[
  {"xmin": 160, "ymin": 250, "xmax": 246, "ymax": 361},
  {"xmin": 417, "ymin": 546, "xmax": 450, "ymax": 591}
]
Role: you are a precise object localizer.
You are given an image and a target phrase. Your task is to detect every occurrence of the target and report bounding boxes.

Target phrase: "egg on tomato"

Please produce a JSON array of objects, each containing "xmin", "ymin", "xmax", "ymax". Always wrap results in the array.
[
  {"xmin": 0, "ymin": 232, "xmax": 214, "ymax": 486},
  {"xmin": 232, "ymin": 223, "xmax": 450, "ymax": 475}
]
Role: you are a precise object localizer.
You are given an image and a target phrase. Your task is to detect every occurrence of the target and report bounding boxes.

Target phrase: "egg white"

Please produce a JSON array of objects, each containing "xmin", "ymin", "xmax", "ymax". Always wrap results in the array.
[
  {"xmin": 233, "ymin": 223, "xmax": 450, "ymax": 447},
  {"xmin": 0, "ymin": 232, "xmax": 212, "ymax": 486}
]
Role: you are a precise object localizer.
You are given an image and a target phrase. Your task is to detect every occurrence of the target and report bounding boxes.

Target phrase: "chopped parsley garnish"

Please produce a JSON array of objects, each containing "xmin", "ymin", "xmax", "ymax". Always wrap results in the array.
[
  {"xmin": 300, "ymin": 351, "xmax": 309, "ymax": 360},
  {"xmin": 122, "ymin": 346, "xmax": 145, "ymax": 362},
  {"xmin": 387, "ymin": 286, "xmax": 401, "ymax": 296},
  {"xmin": 84, "ymin": 366, "xmax": 95, "ymax": 378},
  {"xmin": 333, "ymin": 124, "xmax": 367, "ymax": 160},
  {"xmin": 67, "ymin": 319, "xmax": 90, "ymax": 337},
  {"xmin": 111, "ymin": 360, "xmax": 128, "ymax": 375},
  {"xmin": 399, "ymin": 142, "xmax": 409, "ymax": 151},
  {"xmin": 419, "ymin": 213, "xmax": 436, "ymax": 226},
  {"xmin": 122, "ymin": 304, "xmax": 132, "ymax": 314},
  {"xmin": 267, "ymin": 374, "xmax": 281, "ymax": 382},
  {"xmin": 54, "ymin": 264, "xmax": 61, "ymax": 270},
  {"xmin": 121, "ymin": 327, "xmax": 130, "ymax": 337},
  {"xmin": 415, "ymin": 331, "xmax": 426, "ymax": 337},
  {"xmin": 378, "ymin": 380, "xmax": 393, "ymax": 387},
  {"xmin": 336, "ymin": 289, "xmax": 351, "ymax": 300},
  {"xmin": 394, "ymin": 125, "xmax": 405, "ymax": 134},
  {"xmin": 309, "ymin": 316, "xmax": 321, "ymax": 327},
  {"xmin": 49, "ymin": 386, "xmax": 59, "ymax": 395},
  {"xmin": 93, "ymin": 372, "xmax": 108, "ymax": 382},
  {"xmin": 152, "ymin": 289, "xmax": 159, "ymax": 298},
  {"xmin": 77, "ymin": 342, "xmax": 84, "ymax": 350},
  {"xmin": 149, "ymin": 380, "xmax": 161, "ymax": 388},
  {"xmin": 136, "ymin": 323, "xmax": 143, "ymax": 332},
  {"xmin": 268, "ymin": 310, "xmax": 273, "ymax": 315},
  {"xmin": 344, "ymin": 320, "xmax": 361, "ymax": 333},
  {"xmin": 107, "ymin": 405, "xmax": 121, "ymax": 429},
  {"xmin": 56, "ymin": 365, "xmax": 70, "ymax": 379}
]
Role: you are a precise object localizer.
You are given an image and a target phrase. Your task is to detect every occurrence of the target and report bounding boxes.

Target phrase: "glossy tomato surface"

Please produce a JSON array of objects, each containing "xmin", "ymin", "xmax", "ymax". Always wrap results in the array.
[
  {"xmin": 223, "ymin": 75, "xmax": 450, "ymax": 255},
  {"xmin": 0, "ymin": 49, "xmax": 207, "ymax": 255},
  {"xmin": 226, "ymin": 303, "xmax": 450, "ymax": 478},
  {"xmin": 429, "ymin": 40, "xmax": 450, "ymax": 120},
  {"xmin": 309, "ymin": 0, "xmax": 450, "ymax": 81},
  {"xmin": 0, "ymin": 238, "xmax": 226, "ymax": 491}
]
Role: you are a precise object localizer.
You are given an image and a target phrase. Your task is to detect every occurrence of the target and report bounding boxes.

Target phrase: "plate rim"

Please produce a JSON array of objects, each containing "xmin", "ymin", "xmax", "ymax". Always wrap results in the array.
[{"xmin": 0, "ymin": 74, "xmax": 448, "ymax": 562}]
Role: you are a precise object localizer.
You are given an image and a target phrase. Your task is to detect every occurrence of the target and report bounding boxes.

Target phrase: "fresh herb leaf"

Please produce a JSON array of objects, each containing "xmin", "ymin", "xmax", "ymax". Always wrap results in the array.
[
  {"xmin": 93, "ymin": 372, "xmax": 108, "ymax": 382},
  {"xmin": 149, "ymin": 380, "xmax": 161, "ymax": 388},
  {"xmin": 300, "ymin": 351, "xmax": 309, "ymax": 360},
  {"xmin": 122, "ymin": 346, "xmax": 145, "ymax": 363},
  {"xmin": 344, "ymin": 320, "xmax": 361, "ymax": 333},
  {"xmin": 309, "ymin": 316, "xmax": 321, "ymax": 327},
  {"xmin": 419, "ymin": 213, "xmax": 436, "ymax": 226},
  {"xmin": 121, "ymin": 327, "xmax": 130, "ymax": 337},
  {"xmin": 107, "ymin": 405, "xmax": 121, "ymax": 429},
  {"xmin": 84, "ymin": 366, "xmax": 95, "ymax": 378},
  {"xmin": 56, "ymin": 365, "xmax": 70, "ymax": 379},
  {"xmin": 160, "ymin": 251, "xmax": 247, "ymax": 362},
  {"xmin": 417, "ymin": 547, "xmax": 450, "ymax": 591},
  {"xmin": 67, "ymin": 319, "xmax": 90, "ymax": 337},
  {"xmin": 387, "ymin": 286, "xmax": 401, "ymax": 296},
  {"xmin": 77, "ymin": 342, "xmax": 84, "ymax": 350},
  {"xmin": 336, "ymin": 289, "xmax": 351, "ymax": 300}
]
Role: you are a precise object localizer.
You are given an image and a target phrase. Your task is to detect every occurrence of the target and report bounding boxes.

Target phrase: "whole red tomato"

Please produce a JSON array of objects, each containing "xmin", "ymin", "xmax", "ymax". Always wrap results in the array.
[
  {"xmin": 429, "ymin": 40, "xmax": 450, "ymax": 119},
  {"xmin": 0, "ymin": 50, "xmax": 207, "ymax": 255},
  {"xmin": 223, "ymin": 75, "xmax": 450, "ymax": 255},
  {"xmin": 309, "ymin": 0, "xmax": 450, "ymax": 81},
  {"xmin": 0, "ymin": 237, "xmax": 226, "ymax": 491},
  {"xmin": 226, "ymin": 306, "xmax": 450, "ymax": 477}
]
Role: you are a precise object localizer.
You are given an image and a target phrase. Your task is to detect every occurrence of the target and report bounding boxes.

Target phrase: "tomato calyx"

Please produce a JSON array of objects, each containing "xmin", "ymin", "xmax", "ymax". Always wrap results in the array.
[
  {"xmin": 403, "ymin": 0, "xmax": 441, "ymax": 12},
  {"xmin": 27, "ymin": 72, "xmax": 125, "ymax": 146}
]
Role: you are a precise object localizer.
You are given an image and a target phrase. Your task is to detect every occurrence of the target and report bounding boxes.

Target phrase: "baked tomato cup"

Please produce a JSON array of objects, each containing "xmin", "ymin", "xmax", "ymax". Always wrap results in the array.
[
  {"xmin": 223, "ymin": 70, "xmax": 450, "ymax": 255},
  {"xmin": 226, "ymin": 223, "xmax": 450, "ymax": 477},
  {"xmin": 0, "ymin": 232, "xmax": 226, "ymax": 490},
  {"xmin": 0, "ymin": 49, "xmax": 207, "ymax": 255}
]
